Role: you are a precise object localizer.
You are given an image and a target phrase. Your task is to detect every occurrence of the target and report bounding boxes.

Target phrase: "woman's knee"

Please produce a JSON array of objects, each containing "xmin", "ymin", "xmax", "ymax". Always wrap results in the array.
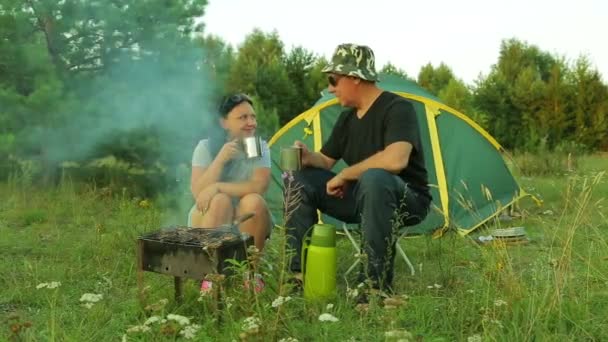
[
  {"xmin": 208, "ymin": 193, "xmax": 233, "ymax": 212},
  {"xmin": 239, "ymin": 193, "xmax": 268, "ymax": 212}
]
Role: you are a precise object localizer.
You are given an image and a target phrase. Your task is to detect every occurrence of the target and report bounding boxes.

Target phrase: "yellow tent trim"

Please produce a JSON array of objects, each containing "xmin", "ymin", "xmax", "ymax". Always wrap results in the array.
[
  {"xmin": 393, "ymin": 92, "xmax": 503, "ymax": 151},
  {"xmin": 313, "ymin": 114, "xmax": 322, "ymax": 152},
  {"xmin": 267, "ymin": 92, "xmax": 527, "ymax": 237},
  {"xmin": 268, "ymin": 99, "xmax": 338, "ymax": 147},
  {"xmin": 423, "ymin": 102, "xmax": 450, "ymax": 234},
  {"xmin": 455, "ymin": 187, "xmax": 537, "ymax": 236}
]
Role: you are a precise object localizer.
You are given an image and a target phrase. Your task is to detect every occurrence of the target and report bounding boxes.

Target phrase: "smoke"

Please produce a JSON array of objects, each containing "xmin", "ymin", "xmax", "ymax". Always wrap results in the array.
[{"xmin": 30, "ymin": 38, "xmax": 224, "ymax": 224}]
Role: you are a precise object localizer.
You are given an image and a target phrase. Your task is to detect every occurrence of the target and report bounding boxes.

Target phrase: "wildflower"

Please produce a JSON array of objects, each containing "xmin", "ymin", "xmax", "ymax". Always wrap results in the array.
[
  {"xmin": 346, "ymin": 287, "xmax": 359, "ymax": 299},
  {"xmin": 167, "ymin": 314, "xmax": 190, "ymax": 326},
  {"xmin": 179, "ymin": 324, "xmax": 201, "ymax": 340},
  {"xmin": 126, "ymin": 325, "xmax": 151, "ymax": 333},
  {"xmin": 278, "ymin": 338, "xmax": 299, "ymax": 342},
  {"xmin": 494, "ymin": 299, "xmax": 507, "ymax": 307},
  {"xmin": 80, "ymin": 293, "xmax": 103, "ymax": 303},
  {"xmin": 326, "ymin": 303, "xmax": 334, "ymax": 311},
  {"xmin": 281, "ymin": 171, "xmax": 295, "ymax": 182},
  {"xmin": 467, "ymin": 335, "xmax": 482, "ymax": 342},
  {"xmin": 138, "ymin": 199, "xmax": 150, "ymax": 208},
  {"xmin": 385, "ymin": 329, "xmax": 413, "ymax": 340},
  {"xmin": 272, "ymin": 296, "xmax": 292, "ymax": 308},
  {"xmin": 145, "ymin": 298, "xmax": 168, "ymax": 312},
  {"xmin": 144, "ymin": 316, "xmax": 161, "ymax": 326},
  {"xmin": 491, "ymin": 319, "xmax": 504, "ymax": 329},
  {"xmin": 242, "ymin": 316, "xmax": 260, "ymax": 333},
  {"xmin": 427, "ymin": 283, "xmax": 442, "ymax": 289},
  {"xmin": 224, "ymin": 296, "xmax": 234, "ymax": 309},
  {"xmin": 80, "ymin": 293, "xmax": 103, "ymax": 309},
  {"xmin": 318, "ymin": 313, "xmax": 339, "ymax": 322},
  {"xmin": 36, "ymin": 281, "xmax": 61, "ymax": 289}
]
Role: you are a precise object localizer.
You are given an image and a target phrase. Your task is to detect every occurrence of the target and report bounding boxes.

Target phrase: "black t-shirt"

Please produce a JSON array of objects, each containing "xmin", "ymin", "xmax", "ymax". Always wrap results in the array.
[{"xmin": 321, "ymin": 91, "xmax": 431, "ymax": 200}]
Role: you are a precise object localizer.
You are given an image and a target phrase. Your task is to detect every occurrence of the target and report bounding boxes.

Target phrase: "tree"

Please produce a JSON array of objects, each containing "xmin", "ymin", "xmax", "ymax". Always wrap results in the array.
[
  {"xmin": 570, "ymin": 56, "xmax": 608, "ymax": 149},
  {"xmin": 380, "ymin": 62, "xmax": 413, "ymax": 81},
  {"xmin": 417, "ymin": 62, "xmax": 455, "ymax": 95},
  {"xmin": 438, "ymin": 78, "xmax": 473, "ymax": 114},
  {"xmin": 227, "ymin": 29, "xmax": 296, "ymax": 125},
  {"xmin": 20, "ymin": 0, "xmax": 207, "ymax": 74},
  {"xmin": 284, "ymin": 46, "xmax": 326, "ymax": 121}
]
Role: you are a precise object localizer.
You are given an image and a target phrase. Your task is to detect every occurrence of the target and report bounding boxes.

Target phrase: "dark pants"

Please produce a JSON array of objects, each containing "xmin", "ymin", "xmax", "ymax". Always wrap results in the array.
[{"xmin": 284, "ymin": 167, "xmax": 430, "ymax": 290}]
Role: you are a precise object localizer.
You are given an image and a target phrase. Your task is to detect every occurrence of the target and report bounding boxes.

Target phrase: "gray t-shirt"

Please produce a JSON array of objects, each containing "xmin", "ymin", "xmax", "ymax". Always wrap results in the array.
[{"xmin": 191, "ymin": 138, "xmax": 271, "ymax": 180}]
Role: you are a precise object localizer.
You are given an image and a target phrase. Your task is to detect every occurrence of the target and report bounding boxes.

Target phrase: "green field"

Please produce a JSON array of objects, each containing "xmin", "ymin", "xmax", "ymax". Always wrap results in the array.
[{"xmin": 1, "ymin": 155, "xmax": 607, "ymax": 341}]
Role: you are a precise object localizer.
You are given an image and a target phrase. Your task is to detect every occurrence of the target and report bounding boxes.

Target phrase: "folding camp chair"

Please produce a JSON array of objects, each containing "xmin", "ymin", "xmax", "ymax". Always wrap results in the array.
[{"xmin": 338, "ymin": 223, "xmax": 417, "ymax": 277}]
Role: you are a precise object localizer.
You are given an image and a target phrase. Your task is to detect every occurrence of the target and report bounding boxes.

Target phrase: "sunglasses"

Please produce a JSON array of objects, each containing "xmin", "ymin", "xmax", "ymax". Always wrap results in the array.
[
  {"xmin": 219, "ymin": 93, "xmax": 253, "ymax": 115},
  {"xmin": 327, "ymin": 74, "xmax": 344, "ymax": 87}
]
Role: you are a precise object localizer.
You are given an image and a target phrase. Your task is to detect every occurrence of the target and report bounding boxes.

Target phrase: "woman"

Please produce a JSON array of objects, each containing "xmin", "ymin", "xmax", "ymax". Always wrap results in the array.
[{"xmin": 189, "ymin": 93, "xmax": 272, "ymax": 291}]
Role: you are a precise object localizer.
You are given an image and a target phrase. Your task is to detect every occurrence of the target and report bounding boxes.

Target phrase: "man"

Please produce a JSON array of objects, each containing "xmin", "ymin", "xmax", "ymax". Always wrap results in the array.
[{"xmin": 285, "ymin": 43, "xmax": 432, "ymax": 294}]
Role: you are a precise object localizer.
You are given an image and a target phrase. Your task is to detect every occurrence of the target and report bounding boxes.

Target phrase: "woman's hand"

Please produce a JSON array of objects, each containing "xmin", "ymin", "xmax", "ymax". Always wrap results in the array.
[
  {"xmin": 216, "ymin": 139, "xmax": 239, "ymax": 164},
  {"xmin": 196, "ymin": 184, "xmax": 220, "ymax": 214}
]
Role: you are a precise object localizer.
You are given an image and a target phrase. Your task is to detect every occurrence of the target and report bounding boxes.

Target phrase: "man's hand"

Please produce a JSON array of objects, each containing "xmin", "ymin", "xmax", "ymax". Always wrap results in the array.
[
  {"xmin": 216, "ymin": 139, "xmax": 239, "ymax": 164},
  {"xmin": 293, "ymin": 140, "xmax": 310, "ymax": 167},
  {"xmin": 326, "ymin": 173, "xmax": 347, "ymax": 198},
  {"xmin": 196, "ymin": 184, "xmax": 220, "ymax": 213}
]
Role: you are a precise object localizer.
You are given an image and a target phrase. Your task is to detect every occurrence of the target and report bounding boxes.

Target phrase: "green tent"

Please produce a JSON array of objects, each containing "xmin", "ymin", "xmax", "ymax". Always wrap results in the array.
[{"xmin": 266, "ymin": 74, "xmax": 534, "ymax": 236}]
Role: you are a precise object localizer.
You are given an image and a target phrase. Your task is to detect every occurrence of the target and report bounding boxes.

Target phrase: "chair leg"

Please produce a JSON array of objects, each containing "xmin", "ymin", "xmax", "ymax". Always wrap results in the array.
[
  {"xmin": 342, "ymin": 224, "xmax": 361, "ymax": 278},
  {"xmin": 396, "ymin": 242, "xmax": 415, "ymax": 276}
]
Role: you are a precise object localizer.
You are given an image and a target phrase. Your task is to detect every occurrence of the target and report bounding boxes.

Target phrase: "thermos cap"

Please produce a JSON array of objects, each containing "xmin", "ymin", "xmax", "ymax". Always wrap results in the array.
[{"xmin": 310, "ymin": 224, "xmax": 336, "ymax": 247}]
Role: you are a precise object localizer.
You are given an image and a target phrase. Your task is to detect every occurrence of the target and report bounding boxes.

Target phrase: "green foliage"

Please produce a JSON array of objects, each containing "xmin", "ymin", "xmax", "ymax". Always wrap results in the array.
[
  {"xmin": 1, "ymin": 156, "xmax": 607, "ymax": 340},
  {"xmin": 474, "ymin": 38, "xmax": 608, "ymax": 151},
  {"xmin": 417, "ymin": 62, "xmax": 455, "ymax": 95},
  {"xmin": 380, "ymin": 62, "xmax": 413, "ymax": 81},
  {"xmin": 2, "ymin": 3, "xmax": 608, "ymax": 197}
]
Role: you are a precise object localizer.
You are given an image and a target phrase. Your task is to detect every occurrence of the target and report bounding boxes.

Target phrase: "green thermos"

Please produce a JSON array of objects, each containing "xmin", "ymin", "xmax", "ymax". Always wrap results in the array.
[{"xmin": 302, "ymin": 224, "xmax": 337, "ymax": 300}]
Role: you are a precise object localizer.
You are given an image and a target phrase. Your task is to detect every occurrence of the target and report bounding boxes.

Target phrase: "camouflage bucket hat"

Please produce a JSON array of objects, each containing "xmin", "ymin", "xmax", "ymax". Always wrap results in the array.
[{"xmin": 322, "ymin": 43, "xmax": 378, "ymax": 82}]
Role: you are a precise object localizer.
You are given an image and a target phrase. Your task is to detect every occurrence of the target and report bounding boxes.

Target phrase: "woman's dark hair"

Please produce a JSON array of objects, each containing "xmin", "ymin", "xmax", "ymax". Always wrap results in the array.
[{"xmin": 208, "ymin": 93, "xmax": 254, "ymax": 159}]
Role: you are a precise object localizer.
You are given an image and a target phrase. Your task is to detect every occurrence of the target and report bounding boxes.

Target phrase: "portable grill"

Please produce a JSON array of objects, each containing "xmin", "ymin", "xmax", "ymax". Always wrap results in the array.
[{"xmin": 136, "ymin": 214, "xmax": 255, "ymax": 302}]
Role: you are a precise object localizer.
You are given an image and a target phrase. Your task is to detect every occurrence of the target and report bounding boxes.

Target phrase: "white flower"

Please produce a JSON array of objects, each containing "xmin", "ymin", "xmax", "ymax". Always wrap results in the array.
[
  {"xmin": 346, "ymin": 287, "xmax": 359, "ymax": 299},
  {"xmin": 278, "ymin": 338, "xmax": 299, "ymax": 342},
  {"xmin": 326, "ymin": 303, "xmax": 334, "ymax": 311},
  {"xmin": 242, "ymin": 316, "xmax": 260, "ymax": 332},
  {"xmin": 36, "ymin": 281, "xmax": 61, "ymax": 289},
  {"xmin": 427, "ymin": 283, "xmax": 442, "ymax": 289},
  {"xmin": 47, "ymin": 281, "xmax": 61, "ymax": 289},
  {"xmin": 126, "ymin": 325, "xmax": 151, "ymax": 333},
  {"xmin": 80, "ymin": 293, "xmax": 103, "ymax": 303},
  {"xmin": 224, "ymin": 296, "xmax": 234, "ymax": 309},
  {"xmin": 271, "ymin": 296, "xmax": 292, "ymax": 308},
  {"xmin": 167, "ymin": 314, "xmax": 190, "ymax": 326},
  {"xmin": 494, "ymin": 299, "xmax": 507, "ymax": 307},
  {"xmin": 385, "ymin": 329, "xmax": 413, "ymax": 339},
  {"xmin": 179, "ymin": 324, "xmax": 200, "ymax": 340},
  {"xmin": 82, "ymin": 302, "xmax": 94, "ymax": 309},
  {"xmin": 144, "ymin": 316, "xmax": 161, "ymax": 325},
  {"xmin": 467, "ymin": 335, "xmax": 482, "ymax": 342},
  {"xmin": 318, "ymin": 313, "xmax": 339, "ymax": 322}
]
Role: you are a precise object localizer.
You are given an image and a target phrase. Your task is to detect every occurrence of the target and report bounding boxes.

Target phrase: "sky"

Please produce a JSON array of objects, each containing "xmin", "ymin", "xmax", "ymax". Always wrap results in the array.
[{"xmin": 200, "ymin": 0, "xmax": 607, "ymax": 84}]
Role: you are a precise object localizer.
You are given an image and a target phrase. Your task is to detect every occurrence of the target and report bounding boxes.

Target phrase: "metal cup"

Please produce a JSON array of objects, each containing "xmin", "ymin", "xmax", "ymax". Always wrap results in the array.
[
  {"xmin": 280, "ymin": 146, "xmax": 302, "ymax": 171},
  {"xmin": 241, "ymin": 136, "xmax": 262, "ymax": 159}
]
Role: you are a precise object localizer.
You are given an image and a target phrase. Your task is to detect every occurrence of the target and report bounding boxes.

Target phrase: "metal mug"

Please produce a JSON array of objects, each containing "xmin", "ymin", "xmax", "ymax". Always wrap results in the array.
[
  {"xmin": 241, "ymin": 136, "xmax": 263, "ymax": 159},
  {"xmin": 280, "ymin": 146, "xmax": 302, "ymax": 171}
]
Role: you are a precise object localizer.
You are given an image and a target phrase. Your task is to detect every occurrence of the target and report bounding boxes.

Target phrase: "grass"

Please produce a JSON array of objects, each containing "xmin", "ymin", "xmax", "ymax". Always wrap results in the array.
[{"xmin": 1, "ymin": 154, "xmax": 607, "ymax": 341}]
